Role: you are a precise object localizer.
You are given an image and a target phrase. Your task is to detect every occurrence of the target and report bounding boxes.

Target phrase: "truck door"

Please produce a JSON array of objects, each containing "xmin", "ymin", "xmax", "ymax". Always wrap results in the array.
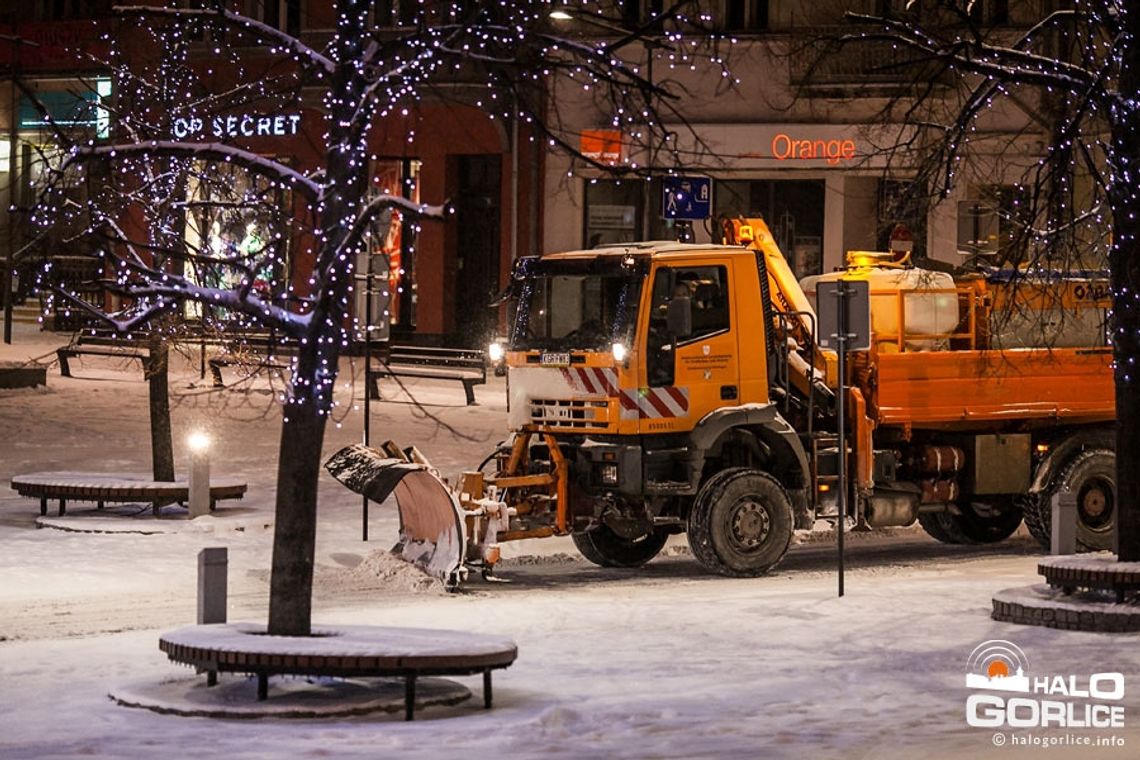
[{"xmin": 643, "ymin": 263, "xmax": 739, "ymax": 434}]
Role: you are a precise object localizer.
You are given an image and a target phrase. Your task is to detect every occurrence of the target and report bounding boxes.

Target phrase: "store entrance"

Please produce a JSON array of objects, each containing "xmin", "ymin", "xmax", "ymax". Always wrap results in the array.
[
  {"xmin": 454, "ymin": 154, "xmax": 502, "ymax": 348},
  {"xmin": 715, "ymin": 179, "xmax": 826, "ymax": 280}
]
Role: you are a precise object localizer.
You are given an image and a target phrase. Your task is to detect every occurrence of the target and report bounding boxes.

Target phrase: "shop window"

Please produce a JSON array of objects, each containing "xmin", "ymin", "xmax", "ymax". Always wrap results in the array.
[
  {"xmin": 26, "ymin": 0, "xmax": 112, "ymax": 20},
  {"xmin": 181, "ymin": 161, "xmax": 293, "ymax": 323},
  {"xmin": 957, "ymin": 184, "xmax": 1028, "ymax": 259},
  {"xmin": 584, "ymin": 179, "xmax": 643, "ymax": 247},
  {"xmin": 249, "ymin": 0, "xmax": 303, "ymax": 36},
  {"xmin": 370, "ymin": 0, "xmax": 423, "ymax": 27},
  {"xmin": 969, "ymin": 0, "xmax": 1009, "ymax": 25},
  {"xmin": 362, "ymin": 158, "xmax": 420, "ymax": 332},
  {"xmin": 619, "ymin": 0, "xmax": 665, "ymax": 28},
  {"xmin": 874, "ymin": 0, "xmax": 1007, "ymax": 25},
  {"xmin": 877, "ymin": 179, "xmax": 926, "ymax": 257},
  {"xmin": 723, "ymin": 1, "xmax": 769, "ymax": 32},
  {"xmin": 715, "ymin": 179, "xmax": 825, "ymax": 280},
  {"xmin": 18, "ymin": 81, "xmax": 110, "ymax": 138}
]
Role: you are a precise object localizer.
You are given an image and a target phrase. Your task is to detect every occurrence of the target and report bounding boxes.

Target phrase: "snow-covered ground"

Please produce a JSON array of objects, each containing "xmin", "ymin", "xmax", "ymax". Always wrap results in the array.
[{"xmin": 1, "ymin": 322, "xmax": 1137, "ymax": 759}]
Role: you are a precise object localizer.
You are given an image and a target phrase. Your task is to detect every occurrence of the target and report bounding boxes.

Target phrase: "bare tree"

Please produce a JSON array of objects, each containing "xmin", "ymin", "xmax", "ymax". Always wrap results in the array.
[
  {"xmin": 35, "ymin": 0, "xmax": 732, "ymax": 635},
  {"xmin": 820, "ymin": 1, "xmax": 1137, "ymax": 558}
]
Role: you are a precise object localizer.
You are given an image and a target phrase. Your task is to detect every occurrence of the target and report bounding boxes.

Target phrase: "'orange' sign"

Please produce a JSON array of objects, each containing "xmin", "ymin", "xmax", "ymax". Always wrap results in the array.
[
  {"xmin": 580, "ymin": 130, "xmax": 625, "ymax": 165},
  {"xmin": 770, "ymin": 133, "xmax": 857, "ymax": 165}
]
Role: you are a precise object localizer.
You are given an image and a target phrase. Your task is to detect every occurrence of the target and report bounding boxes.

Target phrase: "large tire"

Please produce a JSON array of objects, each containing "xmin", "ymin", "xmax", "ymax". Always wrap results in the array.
[
  {"xmin": 1020, "ymin": 493, "xmax": 1051, "ymax": 547},
  {"xmin": 917, "ymin": 511, "xmax": 963, "ymax": 544},
  {"xmin": 918, "ymin": 500, "xmax": 1022, "ymax": 545},
  {"xmin": 687, "ymin": 468, "xmax": 794, "ymax": 577},
  {"xmin": 572, "ymin": 524, "xmax": 668, "ymax": 568},
  {"xmin": 947, "ymin": 500, "xmax": 1023, "ymax": 543},
  {"xmin": 1034, "ymin": 449, "xmax": 1115, "ymax": 552}
]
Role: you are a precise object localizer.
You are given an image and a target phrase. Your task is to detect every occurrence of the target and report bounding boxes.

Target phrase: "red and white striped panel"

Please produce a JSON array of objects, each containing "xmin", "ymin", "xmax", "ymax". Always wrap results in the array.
[
  {"xmin": 619, "ymin": 386, "xmax": 689, "ymax": 419},
  {"xmin": 557, "ymin": 367, "xmax": 688, "ymax": 419},
  {"xmin": 559, "ymin": 367, "xmax": 620, "ymax": 396}
]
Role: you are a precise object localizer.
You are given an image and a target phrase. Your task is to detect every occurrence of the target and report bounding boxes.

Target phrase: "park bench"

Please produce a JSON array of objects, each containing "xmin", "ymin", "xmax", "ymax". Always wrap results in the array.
[
  {"xmin": 70, "ymin": 326, "xmax": 295, "ymax": 385},
  {"xmin": 57, "ymin": 345, "xmax": 148, "ymax": 378},
  {"xmin": 10, "ymin": 473, "xmax": 247, "ymax": 517},
  {"xmin": 208, "ymin": 352, "xmax": 293, "ymax": 388},
  {"xmin": 367, "ymin": 345, "xmax": 487, "ymax": 406},
  {"xmin": 160, "ymin": 622, "xmax": 518, "ymax": 720},
  {"xmin": 203, "ymin": 330, "xmax": 298, "ymax": 387}
]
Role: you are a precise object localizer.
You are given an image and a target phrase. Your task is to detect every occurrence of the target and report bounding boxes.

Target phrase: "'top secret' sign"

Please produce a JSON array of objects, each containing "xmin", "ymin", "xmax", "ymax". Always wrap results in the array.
[{"xmin": 173, "ymin": 112, "xmax": 303, "ymax": 140}]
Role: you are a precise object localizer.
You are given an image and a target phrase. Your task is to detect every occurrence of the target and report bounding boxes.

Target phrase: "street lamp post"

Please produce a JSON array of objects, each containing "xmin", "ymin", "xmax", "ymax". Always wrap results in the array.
[{"xmin": 187, "ymin": 431, "xmax": 212, "ymax": 519}]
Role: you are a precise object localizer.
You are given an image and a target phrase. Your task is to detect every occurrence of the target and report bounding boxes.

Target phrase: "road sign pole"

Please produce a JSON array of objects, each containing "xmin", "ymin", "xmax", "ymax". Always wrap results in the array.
[
  {"xmin": 836, "ymin": 282, "xmax": 847, "ymax": 599},
  {"xmin": 362, "ymin": 254, "xmax": 373, "ymax": 542},
  {"xmin": 816, "ymin": 278, "xmax": 869, "ymax": 600}
]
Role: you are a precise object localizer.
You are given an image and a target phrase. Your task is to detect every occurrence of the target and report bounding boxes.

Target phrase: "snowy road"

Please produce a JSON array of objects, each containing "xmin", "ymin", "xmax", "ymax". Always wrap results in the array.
[{"xmin": 2, "ymin": 331, "xmax": 1137, "ymax": 759}]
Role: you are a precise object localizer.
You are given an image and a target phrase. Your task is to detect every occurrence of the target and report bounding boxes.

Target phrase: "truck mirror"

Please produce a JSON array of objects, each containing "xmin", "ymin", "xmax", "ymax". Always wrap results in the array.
[{"xmin": 667, "ymin": 297, "xmax": 692, "ymax": 338}]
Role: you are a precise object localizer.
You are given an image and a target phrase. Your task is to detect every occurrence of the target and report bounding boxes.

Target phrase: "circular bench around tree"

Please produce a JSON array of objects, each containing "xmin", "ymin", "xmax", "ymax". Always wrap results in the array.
[{"xmin": 159, "ymin": 622, "xmax": 518, "ymax": 721}]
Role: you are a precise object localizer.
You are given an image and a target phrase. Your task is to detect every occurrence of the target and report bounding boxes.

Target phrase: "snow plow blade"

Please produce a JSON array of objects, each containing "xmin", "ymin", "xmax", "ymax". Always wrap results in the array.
[{"xmin": 324, "ymin": 443, "xmax": 466, "ymax": 586}]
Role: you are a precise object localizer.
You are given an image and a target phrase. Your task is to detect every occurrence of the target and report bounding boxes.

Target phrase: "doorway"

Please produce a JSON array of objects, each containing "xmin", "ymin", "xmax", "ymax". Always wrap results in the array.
[
  {"xmin": 715, "ymin": 179, "xmax": 826, "ymax": 279},
  {"xmin": 454, "ymin": 155, "xmax": 502, "ymax": 347}
]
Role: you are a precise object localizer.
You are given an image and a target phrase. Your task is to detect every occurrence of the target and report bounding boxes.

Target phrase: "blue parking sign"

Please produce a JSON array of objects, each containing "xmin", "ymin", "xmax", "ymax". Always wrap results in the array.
[{"xmin": 662, "ymin": 176, "xmax": 712, "ymax": 220}]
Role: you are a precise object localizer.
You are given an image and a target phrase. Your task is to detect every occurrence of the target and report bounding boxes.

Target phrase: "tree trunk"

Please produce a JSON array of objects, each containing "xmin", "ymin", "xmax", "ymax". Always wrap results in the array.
[
  {"xmin": 1111, "ymin": 227, "xmax": 1140, "ymax": 560},
  {"xmin": 146, "ymin": 332, "xmax": 175, "ymax": 482},
  {"xmin": 1110, "ymin": 12, "xmax": 1140, "ymax": 561},
  {"xmin": 266, "ymin": 396, "xmax": 327, "ymax": 635},
  {"xmin": 264, "ymin": 0, "xmax": 369, "ymax": 635}
]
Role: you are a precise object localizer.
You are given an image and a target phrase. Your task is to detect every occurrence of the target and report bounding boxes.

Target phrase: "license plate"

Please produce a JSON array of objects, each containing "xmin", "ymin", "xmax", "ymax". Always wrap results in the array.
[{"xmin": 541, "ymin": 352, "xmax": 571, "ymax": 367}]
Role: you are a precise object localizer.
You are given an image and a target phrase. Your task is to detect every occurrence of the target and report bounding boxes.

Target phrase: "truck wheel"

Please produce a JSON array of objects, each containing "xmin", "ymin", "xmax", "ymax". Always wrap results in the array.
[
  {"xmin": 918, "ymin": 501, "xmax": 1021, "ymax": 545},
  {"xmin": 687, "ymin": 468, "xmax": 794, "ymax": 577},
  {"xmin": 572, "ymin": 525, "xmax": 668, "ymax": 568},
  {"xmin": 917, "ymin": 512, "xmax": 963, "ymax": 544},
  {"xmin": 1047, "ymin": 449, "xmax": 1115, "ymax": 552},
  {"xmin": 944, "ymin": 500, "xmax": 1023, "ymax": 543},
  {"xmin": 1020, "ymin": 493, "xmax": 1051, "ymax": 547}
]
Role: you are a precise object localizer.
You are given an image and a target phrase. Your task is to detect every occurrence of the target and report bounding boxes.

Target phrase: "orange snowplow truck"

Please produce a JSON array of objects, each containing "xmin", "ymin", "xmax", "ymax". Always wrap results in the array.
[{"xmin": 328, "ymin": 218, "xmax": 1114, "ymax": 586}]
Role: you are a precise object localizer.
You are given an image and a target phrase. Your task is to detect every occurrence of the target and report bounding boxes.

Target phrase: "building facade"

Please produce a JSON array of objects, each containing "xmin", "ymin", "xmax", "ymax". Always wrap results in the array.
[
  {"xmin": 2, "ymin": 1, "xmax": 1062, "ymax": 344},
  {"xmin": 544, "ymin": 1, "xmax": 1053, "ymax": 282},
  {"xmin": 2, "ymin": 1, "xmax": 541, "ymax": 347}
]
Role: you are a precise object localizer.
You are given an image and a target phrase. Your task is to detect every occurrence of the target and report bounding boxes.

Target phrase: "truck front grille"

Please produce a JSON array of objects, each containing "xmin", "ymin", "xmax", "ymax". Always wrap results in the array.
[{"xmin": 530, "ymin": 398, "xmax": 610, "ymax": 430}]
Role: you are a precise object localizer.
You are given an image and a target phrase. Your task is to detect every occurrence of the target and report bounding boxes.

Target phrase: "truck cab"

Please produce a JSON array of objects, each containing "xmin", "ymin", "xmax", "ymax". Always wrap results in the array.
[{"xmin": 497, "ymin": 242, "xmax": 811, "ymax": 575}]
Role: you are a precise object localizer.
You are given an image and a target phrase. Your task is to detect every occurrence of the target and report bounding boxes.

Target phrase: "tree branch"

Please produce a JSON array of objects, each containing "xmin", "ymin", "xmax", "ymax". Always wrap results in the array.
[{"xmin": 114, "ymin": 5, "xmax": 335, "ymax": 74}]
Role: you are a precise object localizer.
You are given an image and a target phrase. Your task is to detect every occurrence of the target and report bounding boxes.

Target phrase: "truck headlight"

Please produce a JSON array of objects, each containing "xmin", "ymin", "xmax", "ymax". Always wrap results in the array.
[
  {"xmin": 487, "ymin": 341, "xmax": 505, "ymax": 363},
  {"xmin": 612, "ymin": 342, "xmax": 627, "ymax": 362}
]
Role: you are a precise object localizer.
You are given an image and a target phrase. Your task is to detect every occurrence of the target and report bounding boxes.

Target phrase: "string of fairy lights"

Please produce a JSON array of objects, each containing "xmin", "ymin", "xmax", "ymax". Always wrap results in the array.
[
  {"xmin": 838, "ymin": 1, "xmax": 1128, "ymax": 380},
  {"xmin": 32, "ymin": 1, "xmax": 1136, "ymax": 410},
  {"xmin": 31, "ymin": 1, "xmax": 737, "ymax": 421}
]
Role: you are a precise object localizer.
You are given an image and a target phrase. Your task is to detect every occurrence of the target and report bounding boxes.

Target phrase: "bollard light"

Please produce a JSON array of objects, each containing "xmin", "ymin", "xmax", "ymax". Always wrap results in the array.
[{"xmin": 187, "ymin": 431, "xmax": 212, "ymax": 519}]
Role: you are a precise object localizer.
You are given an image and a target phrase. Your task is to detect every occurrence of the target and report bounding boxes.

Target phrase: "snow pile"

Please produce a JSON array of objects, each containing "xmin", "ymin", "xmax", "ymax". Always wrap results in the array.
[
  {"xmin": 331, "ymin": 549, "xmax": 447, "ymax": 593},
  {"xmin": 500, "ymin": 552, "xmax": 581, "ymax": 566},
  {"xmin": 111, "ymin": 674, "xmax": 471, "ymax": 719},
  {"xmin": 1039, "ymin": 554, "xmax": 1140, "ymax": 573},
  {"xmin": 994, "ymin": 583, "xmax": 1140, "ymax": 613},
  {"xmin": 161, "ymin": 622, "xmax": 517, "ymax": 659}
]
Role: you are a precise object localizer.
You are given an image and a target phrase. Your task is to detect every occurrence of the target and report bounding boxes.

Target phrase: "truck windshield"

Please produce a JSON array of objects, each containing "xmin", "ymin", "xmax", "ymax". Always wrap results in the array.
[{"xmin": 510, "ymin": 257, "xmax": 644, "ymax": 351}]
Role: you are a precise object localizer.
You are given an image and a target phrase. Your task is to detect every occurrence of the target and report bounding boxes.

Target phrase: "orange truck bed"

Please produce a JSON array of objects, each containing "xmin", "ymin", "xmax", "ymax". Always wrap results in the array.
[{"xmin": 869, "ymin": 347, "xmax": 1115, "ymax": 428}]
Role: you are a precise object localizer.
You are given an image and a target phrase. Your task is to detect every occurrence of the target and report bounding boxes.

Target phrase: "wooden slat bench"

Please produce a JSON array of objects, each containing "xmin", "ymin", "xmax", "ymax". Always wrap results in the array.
[
  {"xmin": 57, "ymin": 346, "xmax": 148, "ymax": 378},
  {"xmin": 208, "ymin": 354, "xmax": 292, "ymax": 388},
  {"xmin": 72, "ymin": 328, "xmax": 296, "ymax": 386},
  {"xmin": 10, "ymin": 473, "xmax": 248, "ymax": 517},
  {"xmin": 159, "ymin": 622, "xmax": 518, "ymax": 720},
  {"xmin": 367, "ymin": 345, "xmax": 487, "ymax": 406}
]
